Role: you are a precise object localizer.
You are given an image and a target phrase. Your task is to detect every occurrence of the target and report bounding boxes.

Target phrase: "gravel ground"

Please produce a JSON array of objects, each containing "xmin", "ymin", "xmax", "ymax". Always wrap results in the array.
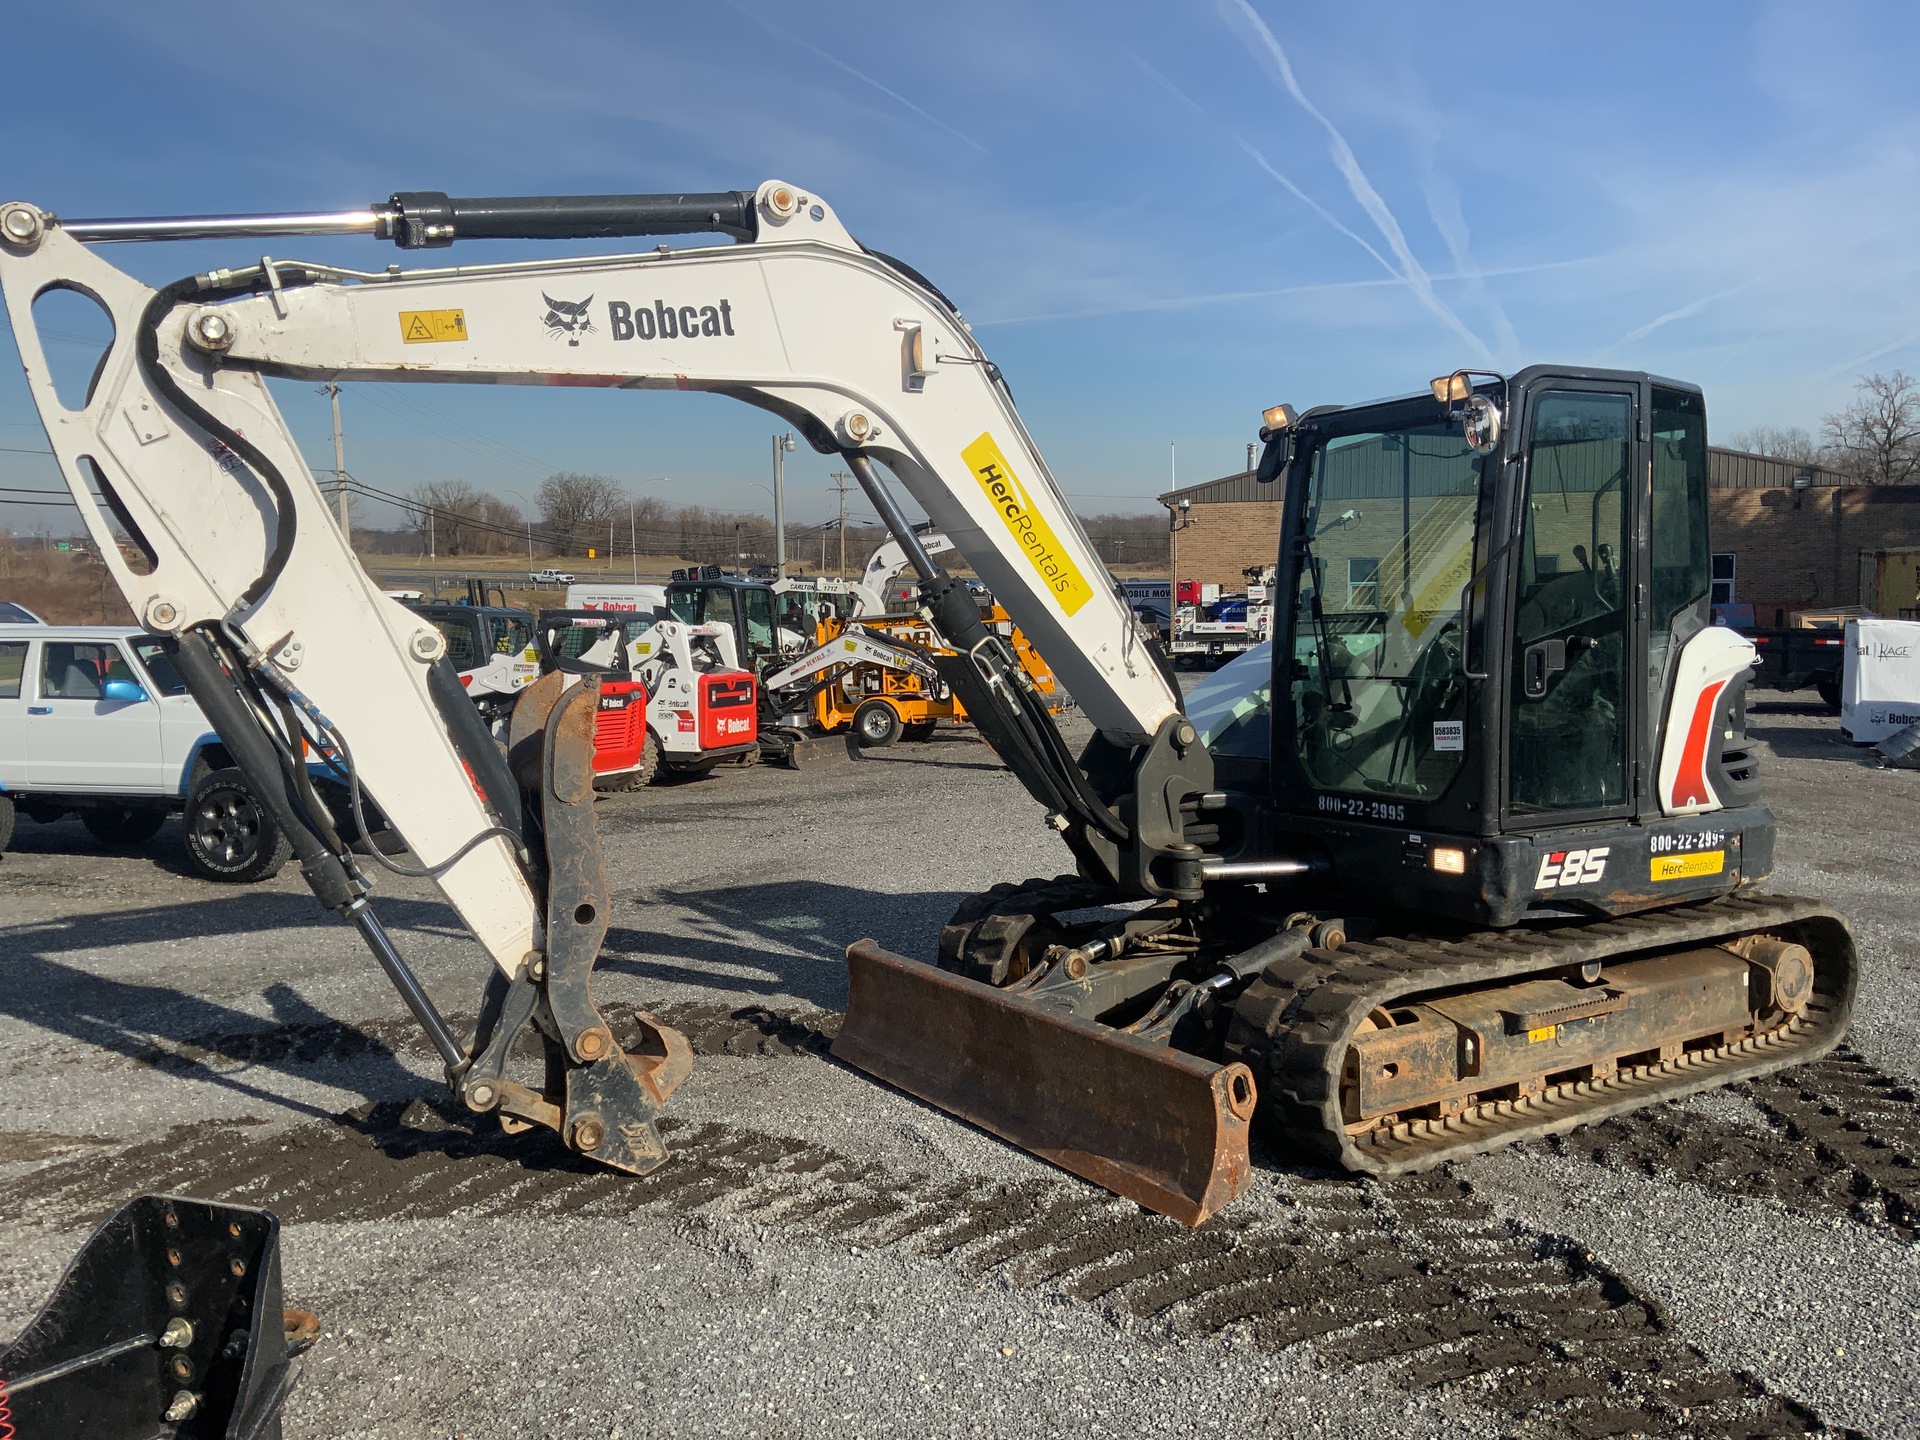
[{"xmin": 1, "ymin": 691, "xmax": 1915, "ymax": 1439}]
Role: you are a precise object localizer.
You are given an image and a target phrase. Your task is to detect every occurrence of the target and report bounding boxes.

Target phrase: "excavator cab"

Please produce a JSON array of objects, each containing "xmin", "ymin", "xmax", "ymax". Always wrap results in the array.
[{"xmin": 1235, "ymin": 366, "xmax": 1765, "ymax": 926}]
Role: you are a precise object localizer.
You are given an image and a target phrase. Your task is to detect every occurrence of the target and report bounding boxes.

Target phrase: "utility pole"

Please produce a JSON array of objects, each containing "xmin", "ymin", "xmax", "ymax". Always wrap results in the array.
[
  {"xmin": 629, "ymin": 501, "xmax": 637, "ymax": 583},
  {"xmin": 829, "ymin": 470, "xmax": 853, "ymax": 578},
  {"xmin": 320, "ymin": 383, "xmax": 349, "ymax": 543},
  {"xmin": 772, "ymin": 432, "xmax": 797, "ymax": 581}
]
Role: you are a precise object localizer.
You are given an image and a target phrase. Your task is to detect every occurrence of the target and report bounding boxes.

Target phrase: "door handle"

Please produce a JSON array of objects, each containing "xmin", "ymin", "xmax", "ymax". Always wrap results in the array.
[
  {"xmin": 27, "ymin": 706, "xmax": 51, "ymax": 715},
  {"xmin": 1520, "ymin": 638, "xmax": 1567, "ymax": 699}
]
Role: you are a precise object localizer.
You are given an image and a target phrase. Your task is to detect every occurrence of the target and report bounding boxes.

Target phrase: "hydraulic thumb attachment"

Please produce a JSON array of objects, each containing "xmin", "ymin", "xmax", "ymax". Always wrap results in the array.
[{"xmin": 456, "ymin": 672, "xmax": 693, "ymax": 1169}]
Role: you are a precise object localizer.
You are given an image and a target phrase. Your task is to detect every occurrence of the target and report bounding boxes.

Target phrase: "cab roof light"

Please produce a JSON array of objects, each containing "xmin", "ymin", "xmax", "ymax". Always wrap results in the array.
[
  {"xmin": 1262, "ymin": 403, "xmax": 1298, "ymax": 432},
  {"xmin": 1430, "ymin": 369, "xmax": 1508, "ymax": 407}
]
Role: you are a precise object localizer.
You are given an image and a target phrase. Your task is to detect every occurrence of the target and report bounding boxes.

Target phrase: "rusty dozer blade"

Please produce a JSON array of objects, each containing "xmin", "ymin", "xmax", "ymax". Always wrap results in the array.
[{"xmin": 835, "ymin": 940, "xmax": 1255, "ymax": 1226}]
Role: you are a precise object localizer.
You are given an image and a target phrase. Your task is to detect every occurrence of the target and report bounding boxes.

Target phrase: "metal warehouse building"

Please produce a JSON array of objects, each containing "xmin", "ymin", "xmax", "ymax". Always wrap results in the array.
[{"xmin": 1159, "ymin": 447, "xmax": 1920, "ymax": 623}]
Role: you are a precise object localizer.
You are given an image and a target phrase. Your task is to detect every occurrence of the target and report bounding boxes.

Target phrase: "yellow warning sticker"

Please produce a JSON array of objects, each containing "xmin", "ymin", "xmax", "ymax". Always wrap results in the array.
[
  {"xmin": 962, "ymin": 433, "xmax": 1094, "ymax": 617},
  {"xmin": 399, "ymin": 309, "xmax": 468, "ymax": 344},
  {"xmin": 1526, "ymin": 1025, "xmax": 1556, "ymax": 1044},
  {"xmin": 1652, "ymin": 850, "xmax": 1726, "ymax": 882},
  {"xmin": 844, "ymin": 639, "xmax": 860, "ymax": 652}
]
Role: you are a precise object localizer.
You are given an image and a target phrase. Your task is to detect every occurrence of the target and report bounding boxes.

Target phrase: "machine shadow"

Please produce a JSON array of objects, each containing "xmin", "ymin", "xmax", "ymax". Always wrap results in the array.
[
  {"xmin": 0, "ymin": 892, "xmax": 486, "ymax": 1117},
  {"xmin": 1747, "ymin": 722, "xmax": 1879, "ymax": 766},
  {"xmin": 598, "ymin": 879, "xmax": 978, "ymax": 1011}
]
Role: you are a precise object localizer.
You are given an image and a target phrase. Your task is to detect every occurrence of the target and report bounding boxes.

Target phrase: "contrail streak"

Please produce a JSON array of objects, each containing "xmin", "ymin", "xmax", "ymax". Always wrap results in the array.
[
  {"xmin": 1126, "ymin": 54, "xmax": 1400, "ymax": 298},
  {"xmin": 975, "ymin": 256, "xmax": 1604, "ymax": 328},
  {"xmin": 1220, "ymin": 0, "xmax": 1492, "ymax": 361},
  {"xmin": 726, "ymin": 1, "xmax": 986, "ymax": 153}
]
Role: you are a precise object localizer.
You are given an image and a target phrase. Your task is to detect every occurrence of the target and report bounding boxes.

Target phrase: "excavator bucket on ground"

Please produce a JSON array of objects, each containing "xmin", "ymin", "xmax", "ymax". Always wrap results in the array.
[{"xmin": 835, "ymin": 939, "xmax": 1255, "ymax": 1226}]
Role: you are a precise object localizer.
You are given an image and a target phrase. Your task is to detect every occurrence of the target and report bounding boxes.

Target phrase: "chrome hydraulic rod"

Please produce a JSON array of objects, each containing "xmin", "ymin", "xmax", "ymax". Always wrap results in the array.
[
  {"xmin": 847, "ymin": 454, "xmax": 945, "ymax": 583},
  {"xmin": 60, "ymin": 209, "xmax": 383, "ymax": 243}
]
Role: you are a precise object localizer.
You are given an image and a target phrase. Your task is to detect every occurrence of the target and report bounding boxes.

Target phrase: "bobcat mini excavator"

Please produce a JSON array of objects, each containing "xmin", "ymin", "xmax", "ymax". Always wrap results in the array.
[{"xmin": 0, "ymin": 183, "xmax": 1855, "ymax": 1266}]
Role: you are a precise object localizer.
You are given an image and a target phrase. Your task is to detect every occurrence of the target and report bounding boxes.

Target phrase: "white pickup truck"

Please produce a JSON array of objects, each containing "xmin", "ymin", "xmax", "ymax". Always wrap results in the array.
[{"xmin": 0, "ymin": 625, "xmax": 297, "ymax": 881}]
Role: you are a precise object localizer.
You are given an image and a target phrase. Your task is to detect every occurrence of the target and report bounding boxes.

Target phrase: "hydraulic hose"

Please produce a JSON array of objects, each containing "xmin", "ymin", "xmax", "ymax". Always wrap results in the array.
[{"xmin": 135, "ymin": 271, "xmax": 305, "ymax": 614}]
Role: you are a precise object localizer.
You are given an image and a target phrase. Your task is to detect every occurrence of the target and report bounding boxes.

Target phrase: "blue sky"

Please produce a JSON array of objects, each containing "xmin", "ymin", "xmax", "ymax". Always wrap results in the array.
[{"xmin": 6, "ymin": 0, "xmax": 1920, "ymax": 535}]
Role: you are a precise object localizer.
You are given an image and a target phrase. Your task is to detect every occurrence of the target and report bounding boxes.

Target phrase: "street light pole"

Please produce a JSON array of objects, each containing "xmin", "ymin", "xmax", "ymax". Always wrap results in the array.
[
  {"xmin": 318, "ymin": 383, "xmax": 349, "ymax": 543},
  {"xmin": 773, "ymin": 432, "xmax": 796, "ymax": 581},
  {"xmin": 828, "ymin": 470, "xmax": 852, "ymax": 578}
]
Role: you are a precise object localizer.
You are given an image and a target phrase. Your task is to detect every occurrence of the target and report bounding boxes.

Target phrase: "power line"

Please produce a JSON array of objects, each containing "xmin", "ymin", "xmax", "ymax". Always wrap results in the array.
[{"xmin": 368, "ymin": 385, "xmax": 565, "ymax": 476}]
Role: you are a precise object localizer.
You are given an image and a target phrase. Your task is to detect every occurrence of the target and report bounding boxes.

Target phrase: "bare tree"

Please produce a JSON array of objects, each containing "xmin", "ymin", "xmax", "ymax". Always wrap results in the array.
[
  {"xmin": 1725, "ymin": 424, "xmax": 1822, "ymax": 465},
  {"xmin": 536, "ymin": 472, "xmax": 623, "ymax": 554},
  {"xmin": 408, "ymin": 479, "xmax": 487, "ymax": 556},
  {"xmin": 477, "ymin": 495, "xmax": 526, "ymax": 556},
  {"xmin": 1822, "ymin": 371, "xmax": 1920, "ymax": 486}
]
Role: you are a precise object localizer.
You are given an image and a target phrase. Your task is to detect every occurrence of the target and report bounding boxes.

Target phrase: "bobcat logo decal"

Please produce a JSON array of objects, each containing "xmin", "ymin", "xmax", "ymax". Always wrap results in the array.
[{"xmin": 541, "ymin": 293, "xmax": 596, "ymax": 346}]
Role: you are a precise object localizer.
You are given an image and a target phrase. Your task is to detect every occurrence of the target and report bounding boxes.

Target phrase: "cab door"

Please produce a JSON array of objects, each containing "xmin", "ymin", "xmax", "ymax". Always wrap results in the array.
[{"xmin": 1503, "ymin": 384, "xmax": 1640, "ymax": 825}]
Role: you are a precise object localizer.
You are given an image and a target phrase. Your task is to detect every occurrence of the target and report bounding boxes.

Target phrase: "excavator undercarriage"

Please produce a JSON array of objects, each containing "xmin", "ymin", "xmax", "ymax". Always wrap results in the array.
[{"xmin": 840, "ymin": 883, "xmax": 1856, "ymax": 1224}]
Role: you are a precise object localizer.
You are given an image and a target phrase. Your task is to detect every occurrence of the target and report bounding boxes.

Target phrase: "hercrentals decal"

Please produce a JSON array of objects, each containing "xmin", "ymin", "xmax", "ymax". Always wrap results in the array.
[{"xmin": 961, "ymin": 433, "xmax": 1093, "ymax": 617}]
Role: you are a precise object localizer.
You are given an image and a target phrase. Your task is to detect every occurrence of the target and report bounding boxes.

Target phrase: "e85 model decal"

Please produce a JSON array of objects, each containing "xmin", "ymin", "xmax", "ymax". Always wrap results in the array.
[{"xmin": 1536, "ymin": 847, "xmax": 1609, "ymax": 890}]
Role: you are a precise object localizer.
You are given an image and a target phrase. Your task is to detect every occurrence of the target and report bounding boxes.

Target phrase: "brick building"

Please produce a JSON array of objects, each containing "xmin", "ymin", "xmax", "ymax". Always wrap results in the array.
[{"xmin": 1158, "ymin": 448, "xmax": 1920, "ymax": 620}]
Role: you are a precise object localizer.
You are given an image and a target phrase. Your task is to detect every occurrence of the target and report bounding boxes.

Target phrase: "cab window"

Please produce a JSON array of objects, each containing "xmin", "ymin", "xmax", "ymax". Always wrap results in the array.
[
  {"xmin": 741, "ymin": 587, "xmax": 775, "ymax": 661},
  {"xmin": 130, "ymin": 638, "xmax": 190, "ymax": 697},
  {"xmin": 1507, "ymin": 390, "xmax": 1633, "ymax": 816},
  {"xmin": 0, "ymin": 641, "xmax": 25, "ymax": 699},
  {"xmin": 435, "ymin": 617, "xmax": 479, "ymax": 670},
  {"xmin": 40, "ymin": 641, "xmax": 125, "ymax": 700},
  {"xmin": 489, "ymin": 615, "xmax": 532, "ymax": 656}
]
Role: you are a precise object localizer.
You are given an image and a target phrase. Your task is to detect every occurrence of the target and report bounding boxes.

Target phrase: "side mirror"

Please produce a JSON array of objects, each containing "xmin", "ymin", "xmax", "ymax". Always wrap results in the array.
[
  {"xmin": 1462, "ymin": 394, "xmax": 1502, "ymax": 455},
  {"xmin": 101, "ymin": 678, "xmax": 149, "ymax": 703},
  {"xmin": 1255, "ymin": 433, "xmax": 1292, "ymax": 484}
]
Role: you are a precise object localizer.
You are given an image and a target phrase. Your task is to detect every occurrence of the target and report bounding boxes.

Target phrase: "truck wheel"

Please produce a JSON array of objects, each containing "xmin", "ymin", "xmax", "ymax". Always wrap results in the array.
[
  {"xmin": 597, "ymin": 729, "xmax": 659, "ymax": 791},
  {"xmin": 82, "ymin": 806, "xmax": 166, "ymax": 848},
  {"xmin": 183, "ymin": 768, "xmax": 292, "ymax": 883},
  {"xmin": 1817, "ymin": 678, "xmax": 1842, "ymax": 713},
  {"xmin": 0, "ymin": 795, "xmax": 13, "ymax": 855},
  {"xmin": 902, "ymin": 719, "xmax": 938, "ymax": 742},
  {"xmin": 853, "ymin": 700, "xmax": 904, "ymax": 748}
]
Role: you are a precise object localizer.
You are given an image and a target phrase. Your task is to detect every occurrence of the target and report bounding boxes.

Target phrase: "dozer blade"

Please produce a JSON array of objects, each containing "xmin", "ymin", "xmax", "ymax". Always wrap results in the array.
[{"xmin": 835, "ymin": 939, "xmax": 1255, "ymax": 1226}]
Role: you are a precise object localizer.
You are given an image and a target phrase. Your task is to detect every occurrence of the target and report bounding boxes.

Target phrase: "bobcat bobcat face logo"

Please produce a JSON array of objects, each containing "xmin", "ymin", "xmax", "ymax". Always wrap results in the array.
[{"xmin": 541, "ymin": 293, "xmax": 596, "ymax": 346}]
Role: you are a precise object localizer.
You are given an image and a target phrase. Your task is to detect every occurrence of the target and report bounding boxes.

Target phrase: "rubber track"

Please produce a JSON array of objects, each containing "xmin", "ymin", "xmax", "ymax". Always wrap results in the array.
[
  {"xmin": 0, "ymin": 1108, "xmax": 1857, "ymax": 1438},
  {"xmin": 1229, "ymin": 892, "xmax": 1858, "ymax": 1174}
]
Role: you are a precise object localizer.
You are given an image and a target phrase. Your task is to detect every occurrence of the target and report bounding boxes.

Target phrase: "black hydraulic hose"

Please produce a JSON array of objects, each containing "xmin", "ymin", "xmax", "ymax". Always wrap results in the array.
[
  {"xmin": 173, "ymin": 629, "xmax": 359, "ymax": 912},
  {"xmin": 136, "ymin": 273, "xmax": 302, "ymax": 613}
]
